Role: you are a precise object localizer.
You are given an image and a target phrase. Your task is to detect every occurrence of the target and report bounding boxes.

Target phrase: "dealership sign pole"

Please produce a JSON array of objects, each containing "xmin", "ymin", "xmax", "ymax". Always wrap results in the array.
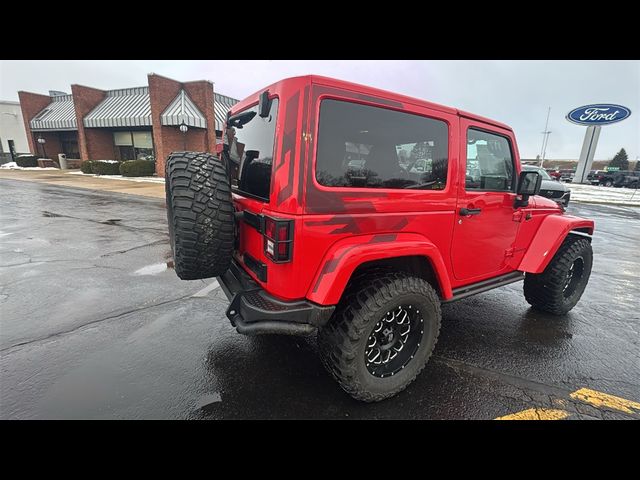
[{"xmin": 567, "ymin": 104, "xmax": 632, "ymax": 184}]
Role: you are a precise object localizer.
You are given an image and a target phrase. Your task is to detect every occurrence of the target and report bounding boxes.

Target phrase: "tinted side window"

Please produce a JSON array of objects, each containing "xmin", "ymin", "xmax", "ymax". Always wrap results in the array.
[
  {"xmin": 466, "ymin": 129, "xmax": 514, "ymax": 191},
  {"xmin": 316, "ymin": 99, "xmax": 449, "ymax": 190},
  {"xmin": 227, "ymin": 99, "xmax": 279, "ymax": 201}
]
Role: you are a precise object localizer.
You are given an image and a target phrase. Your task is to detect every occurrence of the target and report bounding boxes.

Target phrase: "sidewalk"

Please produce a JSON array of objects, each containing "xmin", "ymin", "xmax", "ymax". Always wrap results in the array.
[{"xmin": 0, "ymin": 169, "xmax": 165, "ymax": 199}]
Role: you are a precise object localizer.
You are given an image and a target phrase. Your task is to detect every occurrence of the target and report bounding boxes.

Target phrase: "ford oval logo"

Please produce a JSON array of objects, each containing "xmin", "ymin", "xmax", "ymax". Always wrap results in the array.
[{"xmin": 566, "ymin": 104, "xmax": 631, "ymax": 126}]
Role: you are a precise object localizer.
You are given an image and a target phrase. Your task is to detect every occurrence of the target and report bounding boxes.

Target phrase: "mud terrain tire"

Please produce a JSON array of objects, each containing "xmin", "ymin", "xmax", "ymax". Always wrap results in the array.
[
  {"xmin": 165, "ymin": 152, "xmax": 234, "ymax": 280},
  {"xmin": 524, "ymin": 235, "xmax": 593, "ymax": 315},
  {"xmin": 318, "ymin": 272, "xmax": 441, "ymax": 402}
]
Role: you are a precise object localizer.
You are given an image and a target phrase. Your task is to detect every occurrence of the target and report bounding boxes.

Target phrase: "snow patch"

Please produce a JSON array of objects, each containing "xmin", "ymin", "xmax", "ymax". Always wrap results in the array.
[
  {"xmin": 67, "ymin": 171, "xmax": 165, "ymax": 183},
  {"xmin": 0, "ymin": 162, "xmax": 57, "ymax": 171},
  {"xmin": 133, "ymin": 262, "xmax": 168, "ymax": 276},
  {"xmin": 568, "ymin": 183, "xmax": 639, "ymax": 207}
]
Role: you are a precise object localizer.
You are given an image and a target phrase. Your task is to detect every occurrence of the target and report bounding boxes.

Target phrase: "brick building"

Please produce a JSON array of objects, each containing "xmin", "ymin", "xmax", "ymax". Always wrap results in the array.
[{"xmin": 18, "ymin": 73, "xmax": 237, "ymax": 176}]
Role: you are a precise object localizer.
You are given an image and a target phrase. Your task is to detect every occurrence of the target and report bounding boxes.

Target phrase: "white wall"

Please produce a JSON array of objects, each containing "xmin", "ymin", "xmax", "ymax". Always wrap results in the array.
[{"xmin": 0, "ymin": 101, "xmax": 30, "ymax": 154}]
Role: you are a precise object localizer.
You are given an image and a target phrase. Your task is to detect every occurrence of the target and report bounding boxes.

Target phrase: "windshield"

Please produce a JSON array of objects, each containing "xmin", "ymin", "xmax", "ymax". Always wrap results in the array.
[
  {"xmin": 226, "ymin": 99, "xmax": 279, "ymax": 201},
  {"xmin": 523, "ymin": 165, "xmax": 552, "ymax": 180}
]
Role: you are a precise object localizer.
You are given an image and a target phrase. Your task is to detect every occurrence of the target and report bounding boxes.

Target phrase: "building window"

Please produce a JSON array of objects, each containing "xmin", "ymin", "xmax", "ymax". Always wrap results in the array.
[
  {"xmin": 316, "ymin": 99, "xmax": 449, "ymax": 190},
  {"xmin": 60, "ymin": 132, "xmax": 79, "ymax": 158},
  {"xmin": 113, "ymin": 131, "xmax": 154, "ymax": 161}
]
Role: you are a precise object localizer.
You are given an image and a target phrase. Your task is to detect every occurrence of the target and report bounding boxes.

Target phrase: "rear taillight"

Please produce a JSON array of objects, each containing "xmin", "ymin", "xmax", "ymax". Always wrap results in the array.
[{"xmin": 263, "ymin": 216, "xmax": 293, "ymax": 263}]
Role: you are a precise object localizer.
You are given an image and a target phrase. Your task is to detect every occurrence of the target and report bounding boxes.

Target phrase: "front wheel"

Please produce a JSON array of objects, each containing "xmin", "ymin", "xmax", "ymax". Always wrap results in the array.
[
  {"xmin": 524, "ymin": 236, "xmax": 593, "ymax": 315},
  {"xmin": 604, "ymin": 180, "xmax": 613, "ymax": 187},
  {"xmin": 318, "ymin": 272, "xmax": 441, "ymax": 402}
]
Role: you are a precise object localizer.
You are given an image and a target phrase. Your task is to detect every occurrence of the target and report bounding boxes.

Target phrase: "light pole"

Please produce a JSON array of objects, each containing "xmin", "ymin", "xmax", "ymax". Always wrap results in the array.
[
  {"xmin": 37, "ymin": 136, "xmax": 47, "ymax": 159},
  {"xmin": 541, "ymin": 129, "xmax": 551, "ymax": 165},
  {"xmin": 179, "ymin": 123, "xmax": 188, "ymax": 151},
  {"xmin": 539, "ymin": 107, "xmax": 551, "ymax": 167}
]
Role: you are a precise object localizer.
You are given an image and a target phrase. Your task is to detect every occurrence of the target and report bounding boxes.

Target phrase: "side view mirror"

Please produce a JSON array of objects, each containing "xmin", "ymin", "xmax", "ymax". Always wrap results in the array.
[
  {"xmin": 227, "ymin": 110, "xmax": 256, "ymax": 129},
  {"xmin": 258, "ymin": 90, "xmax": 272, "ymax": 118},
  {"xmin": 515, "ymin": 170, "xmax": 542, "ymax": 207}
]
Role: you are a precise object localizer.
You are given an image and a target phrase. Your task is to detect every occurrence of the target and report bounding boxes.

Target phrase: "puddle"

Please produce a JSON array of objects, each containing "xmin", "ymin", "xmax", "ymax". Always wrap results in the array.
[{"xmin": 133, "ymin": 262, "xmax": 168, "ymax": 276}]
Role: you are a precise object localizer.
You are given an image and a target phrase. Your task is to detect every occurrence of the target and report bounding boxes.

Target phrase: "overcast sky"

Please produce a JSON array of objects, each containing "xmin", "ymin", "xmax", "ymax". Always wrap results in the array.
[{"xmin": 1, "ymin": 60, "xmax": 638, "ymax": 160}]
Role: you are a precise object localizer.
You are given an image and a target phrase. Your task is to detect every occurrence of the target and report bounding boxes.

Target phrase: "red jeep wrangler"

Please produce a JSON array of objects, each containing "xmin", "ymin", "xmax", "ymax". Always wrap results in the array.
[{"xmin": 165, "ymin": 75, "xmax": 594, "ymax": 402}]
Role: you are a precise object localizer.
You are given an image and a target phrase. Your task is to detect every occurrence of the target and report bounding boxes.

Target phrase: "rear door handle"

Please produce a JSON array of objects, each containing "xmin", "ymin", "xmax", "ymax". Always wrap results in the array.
[{"xmin": 460, "ymin": 208, "xmax": 482, "ymax": 216}]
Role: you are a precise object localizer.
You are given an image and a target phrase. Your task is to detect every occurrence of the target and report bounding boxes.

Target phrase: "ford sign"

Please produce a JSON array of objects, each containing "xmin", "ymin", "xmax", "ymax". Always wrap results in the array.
[{"xmin": 566, "ymin": 104, "xmax": 631, "ymax": 126}]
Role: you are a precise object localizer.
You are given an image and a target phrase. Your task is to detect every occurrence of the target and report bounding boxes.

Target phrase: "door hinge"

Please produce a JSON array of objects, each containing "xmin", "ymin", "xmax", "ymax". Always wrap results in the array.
[
  {"xmin": 512, "ymin": 210, "xmax": 523, "ymax": 222},
  {"xmin": 505, "ymin": 247, "xmax": 515, "ymax": 258}
]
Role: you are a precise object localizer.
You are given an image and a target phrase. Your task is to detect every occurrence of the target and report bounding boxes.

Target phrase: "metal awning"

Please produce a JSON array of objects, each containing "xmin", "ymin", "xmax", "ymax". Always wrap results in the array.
[
  {"xmin": 214, "ymin": 93, "xmax": 238, "ymax": 131},
  {"xmin": 161, "ymin": 89, "xmax": 207, "ymax": 128},
  {"xmin": 30, "ymin": 95, "xmax": 77, "ymax": 131},
  {"xmin": 84, "ymin": 87, "xmax": 151, "ymax": 128}
]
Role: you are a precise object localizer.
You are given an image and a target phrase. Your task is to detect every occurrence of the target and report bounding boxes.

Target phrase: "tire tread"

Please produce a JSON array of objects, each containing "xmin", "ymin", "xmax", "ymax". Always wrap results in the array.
[
  {"xmin": 523, "ymin": 236, "xmax": 592, "ymax": 315},
  {"xmin": 165, "ymin": 152, "xmax": 234, "ymax": 280},
  {"xmin": 318, "ymin": 271, "xmax": 441, "ymax": 402}
]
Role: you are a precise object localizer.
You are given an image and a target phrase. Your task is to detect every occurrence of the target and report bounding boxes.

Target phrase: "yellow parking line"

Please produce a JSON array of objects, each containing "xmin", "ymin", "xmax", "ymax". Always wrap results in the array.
[
  {"xmin": 495, "ymin": 408, "xmax": 570, "ymax": 420},
  {"xmin": 570, "ymin": 388, "xmax": 640, "ymax": 415}
]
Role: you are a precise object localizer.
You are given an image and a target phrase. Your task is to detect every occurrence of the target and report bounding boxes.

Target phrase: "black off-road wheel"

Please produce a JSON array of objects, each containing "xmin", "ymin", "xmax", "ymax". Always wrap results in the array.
[
  {"xmin": 523, "ymin": 235, "xmax": 593, "ymax": 315},
  {"xmin": 165, "ymin": 152, "xmax": 234, "ymax": 280},
  {"xmin": 318, "ymin": 272, "xmax": 441, "ymax": 402}
]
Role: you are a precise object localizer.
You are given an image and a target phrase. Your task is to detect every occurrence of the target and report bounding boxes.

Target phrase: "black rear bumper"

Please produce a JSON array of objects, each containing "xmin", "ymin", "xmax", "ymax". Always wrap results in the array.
[{"xmin": 217, "ymin": 259, "xmax": 335, "ymax": 336}]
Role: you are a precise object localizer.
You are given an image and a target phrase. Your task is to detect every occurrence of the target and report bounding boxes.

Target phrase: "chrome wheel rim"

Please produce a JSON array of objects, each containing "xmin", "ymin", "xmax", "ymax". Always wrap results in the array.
[{"xmin": 365, "ymin": 305, "xmax": 423, "ymax": 378}]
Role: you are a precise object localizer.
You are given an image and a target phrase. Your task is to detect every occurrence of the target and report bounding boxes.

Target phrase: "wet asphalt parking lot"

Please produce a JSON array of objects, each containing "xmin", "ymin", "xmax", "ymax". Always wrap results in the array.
[{"xmin": 1, "ymin": 178, "xmax": 638, "ymax": 419}]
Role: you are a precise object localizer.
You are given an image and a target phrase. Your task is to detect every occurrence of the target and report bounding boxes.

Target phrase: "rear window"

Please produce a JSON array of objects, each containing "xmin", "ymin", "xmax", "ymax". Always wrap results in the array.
[
  {"xmin": 227, "ymin": 99, "xmax": 279, "ymax": 201},
  {"xmin": 316, "ymin": 99, "xmax": 449, "ymax": 190}
]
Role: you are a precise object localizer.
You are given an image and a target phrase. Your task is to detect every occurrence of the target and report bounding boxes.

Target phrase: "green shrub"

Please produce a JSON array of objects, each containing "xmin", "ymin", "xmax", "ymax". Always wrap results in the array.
[
  {"xmin": 80, "ymin": 161, "xmax": 94, "ymax": 174},
  {"xmin": 16, "ymin": 155, "xmax": 39, "ymax": 167},
  {"xmin": 120, "ymin": 160, "xmax": 156, "ymax": 177},
  {"xmin": 91, "ymin": 161, "xmax": 121, "ymax": 175}
]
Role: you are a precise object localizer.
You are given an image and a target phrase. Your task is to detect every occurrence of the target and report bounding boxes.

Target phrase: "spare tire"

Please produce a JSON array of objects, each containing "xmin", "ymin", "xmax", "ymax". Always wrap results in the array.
[{"xmin": 165, "ymin": 152, "xmax": 234, "ymax": 280}]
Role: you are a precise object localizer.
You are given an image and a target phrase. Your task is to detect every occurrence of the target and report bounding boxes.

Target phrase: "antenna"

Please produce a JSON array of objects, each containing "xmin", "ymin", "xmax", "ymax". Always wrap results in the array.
[{"xmin": 539, "ymin": 107, "xmax": 552, "ymax": 167}]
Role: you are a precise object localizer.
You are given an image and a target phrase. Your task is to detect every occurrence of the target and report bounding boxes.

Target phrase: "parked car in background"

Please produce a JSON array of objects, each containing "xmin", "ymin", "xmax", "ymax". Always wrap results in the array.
[
  {"xmin": 559, "ymin": 169, "xmax": 575, "ymax": 183},
  {"xmin": 587, "ymin": 170, "xmax": 605, "ymax": 185},
  {"xmin": 545, "ymin": 169, "xmax": 562, "ymax": 181},
  {"xmin": 591, "ymin": 169, "xmax": 637, "ymax": 187},
  {"xmin": 613, "ymin": 170, "xmax": 639, "ymax": 189},
  {"xmin": 589, "ymin": 170, "xmax": 617, "ymax": 187},
  {"xmin": 523, "ymin": 165, "xmax": 571, "ymax": 206}
]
